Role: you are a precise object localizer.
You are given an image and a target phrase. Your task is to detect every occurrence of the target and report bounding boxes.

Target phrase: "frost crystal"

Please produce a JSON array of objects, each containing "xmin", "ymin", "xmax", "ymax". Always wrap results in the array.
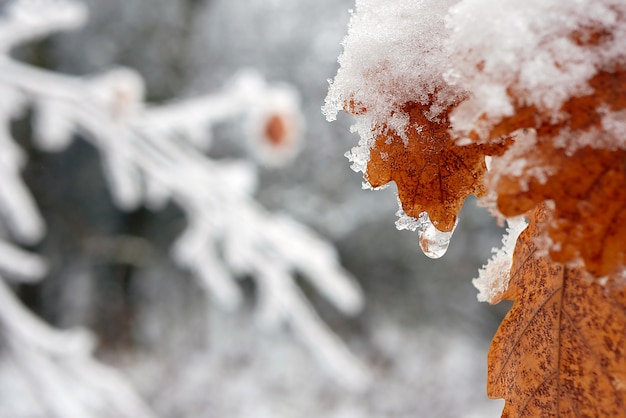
[{"xmin": 473, "ymin": 217, "xmax": 528, "ymax": 303}]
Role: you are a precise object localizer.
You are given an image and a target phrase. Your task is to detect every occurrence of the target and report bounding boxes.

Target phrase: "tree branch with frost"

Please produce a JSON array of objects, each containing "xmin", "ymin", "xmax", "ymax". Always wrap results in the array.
[
  {"xmin": 0, "ymin": 0, "xmax": 87, "ymax": 52},
  {"xmin": 0, "ymin": 0, "xmax": 370, "ymax": 394},
  {"xmin": 0, "ymin": 243, "xmax": 155, "ymax": 418}
]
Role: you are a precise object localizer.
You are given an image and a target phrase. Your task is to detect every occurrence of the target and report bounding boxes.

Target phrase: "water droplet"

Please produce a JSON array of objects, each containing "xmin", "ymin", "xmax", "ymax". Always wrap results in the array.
[
  {"xmin": 417, "ymin": 216, "xmax": 456, "ymax": 258},
  {"xmin": 395, "ymin": 210, "xmax": 457, "ymax": 259}
]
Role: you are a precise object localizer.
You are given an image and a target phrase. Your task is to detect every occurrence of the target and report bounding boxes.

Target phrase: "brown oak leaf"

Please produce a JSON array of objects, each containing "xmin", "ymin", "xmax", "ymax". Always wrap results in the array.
[
  {"xmin": 484, "ymin": 67, "xmax": 626, "ymax": 276},
  {"xmin": 495, "ymin": 141, "xmax": 626, "ymax": 277},
  {"xmin": 488, "ymin": 205, "xmax": 626, "ymax": 417},
  {"xmin": 365, "ymin": 101, "xmax": 508, "ymax": 232}
]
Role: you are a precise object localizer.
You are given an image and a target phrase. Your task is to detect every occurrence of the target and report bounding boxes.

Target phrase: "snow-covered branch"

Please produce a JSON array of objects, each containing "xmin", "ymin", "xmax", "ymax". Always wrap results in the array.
[
  {"xmin": 0, "ymin": 233, "xmax": 155, "ymax": 417},
  {"xmin": 0, "ymin": 275, "xmax": 156, "ymax": 418},
  {"xmin": 0, "ymin": 0, "xmax": 87, "ymax": 53},
  {"xmin": 0, "ymin": 0, "xmax": 369, "ymax": 412}
]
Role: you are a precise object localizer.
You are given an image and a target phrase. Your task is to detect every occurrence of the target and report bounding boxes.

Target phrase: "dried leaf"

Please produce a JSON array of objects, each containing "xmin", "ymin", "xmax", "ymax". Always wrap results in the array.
[
  {"xmin": 488, "ymin": 205, "xmax": 626, "ymax": 417},
  {"xmin": 485, "ymin": 68, "xmax": 626, "ymax": 276},
  {"xmin": 496, "ymin": 141, "xmax": 626, "ymax": 277},
  {"xmin": 366, "ymin": 101, "xmax": 508, "ymax": 232}
]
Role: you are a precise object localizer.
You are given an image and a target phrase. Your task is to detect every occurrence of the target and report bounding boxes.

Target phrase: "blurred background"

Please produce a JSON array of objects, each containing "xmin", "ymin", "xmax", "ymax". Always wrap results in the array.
[{"xmin": 1, "ymin": 0, "xmax": 509, "ymax": 416}]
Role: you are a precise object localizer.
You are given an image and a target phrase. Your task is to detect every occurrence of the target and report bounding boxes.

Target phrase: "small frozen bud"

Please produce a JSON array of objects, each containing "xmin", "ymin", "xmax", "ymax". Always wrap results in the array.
[
  {"xmin": 87, "ymin": 68, "xmax": 145, "ymax": 124},
  {"xmin": 245, "ymin": 86, "xmax": 303, "ymax": 168}
]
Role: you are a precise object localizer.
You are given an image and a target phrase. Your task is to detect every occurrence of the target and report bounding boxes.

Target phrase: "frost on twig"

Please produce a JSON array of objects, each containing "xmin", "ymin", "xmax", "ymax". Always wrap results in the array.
[
  {"xmin": 0, "ymin": 237, "xmax": 155, "ymax": 417},
  {"xmin": 0, "ymin": 239, "xmax": 48, "ymax": 282},
  {"xmin": 473, "ymin": 217, "xmax": 527, "ymax": 304},
  {"xmin": 0, "ymin": 276, "xmax": 156, "ymax": 418},
  {"xmin": 0, "ymin": 0, "xmax": 370, "ymax": 399}
]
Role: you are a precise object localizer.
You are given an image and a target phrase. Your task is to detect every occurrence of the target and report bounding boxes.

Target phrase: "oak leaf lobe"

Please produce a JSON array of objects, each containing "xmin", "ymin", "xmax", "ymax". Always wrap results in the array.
[
  {"xmin": 365, "ymin": 101, "xmax": 508, "ymax": 232},
  {"xmin": 488, "ymin": 206, "xmax": 626, "ymax": 417}
]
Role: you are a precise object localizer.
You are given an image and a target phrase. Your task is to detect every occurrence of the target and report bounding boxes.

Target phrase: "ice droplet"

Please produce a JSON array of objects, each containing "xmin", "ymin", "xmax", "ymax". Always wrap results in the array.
[{"xmin": 395, "ymin": 210, "xmax": 457, "ymax": 259}]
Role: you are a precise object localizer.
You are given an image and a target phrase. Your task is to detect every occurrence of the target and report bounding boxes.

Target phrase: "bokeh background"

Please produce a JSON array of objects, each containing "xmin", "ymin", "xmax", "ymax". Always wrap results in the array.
[{"xmin": 2, "ymin": 0, "xmax": 510, "ymax": 416}]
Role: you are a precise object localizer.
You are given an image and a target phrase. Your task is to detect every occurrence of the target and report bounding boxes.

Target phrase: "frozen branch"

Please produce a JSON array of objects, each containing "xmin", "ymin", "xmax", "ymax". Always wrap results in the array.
[
  {"xmin": 0, "ymin": 278, "xmax": 156, "ymax": 418},
  {"xmin": 0, "ymin": 239, "xmax": 154, "ymax": 416},
  {"xmin": 0, "ymin": 0, "xmax": 370, "ymax": 397},
  {"xmin": 0, "ymin": 0, "xmax": 87, "ymax": 53},
  {"xmin": 0, "ymin": 240, "xmax": 48, "ymax": 282}
]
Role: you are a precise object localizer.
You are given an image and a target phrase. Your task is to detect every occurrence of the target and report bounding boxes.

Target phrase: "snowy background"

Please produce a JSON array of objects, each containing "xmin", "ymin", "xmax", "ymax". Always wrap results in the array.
[{"xmin": 0, "ymin": 0, "xmax": 509, "ymax": 416}]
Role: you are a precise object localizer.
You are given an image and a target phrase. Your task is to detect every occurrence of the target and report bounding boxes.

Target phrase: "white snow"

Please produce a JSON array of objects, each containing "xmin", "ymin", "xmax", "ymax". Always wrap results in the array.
[
  {"xmin": 446, "ymin": 0, "xmax": 626, "ymax": 139},
  {"xmin": 324, "ymin": 0, "xmax": 462, "ymax": 125},
  {"xmin": 324, "ymin": 0, "xmax": 464, "ymax": 181}
]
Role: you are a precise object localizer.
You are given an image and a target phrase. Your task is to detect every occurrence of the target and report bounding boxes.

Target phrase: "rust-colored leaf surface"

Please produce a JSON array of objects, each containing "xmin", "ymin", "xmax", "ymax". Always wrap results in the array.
[
  {"xmin": 366, "ymin": 101, "xmax": 508, "ymax": 232},
  {"xmin": 496, "ymin": 141, "xmax": 626, "ymax": 277},
  {"xmin": 481, "ymin": 68, "xmax": 626, "ymax": 142},
  {"xmin": 486, "ymin": 68, "xmax": 626, "ymax": 276},
  {"xmin": 488, "ymin": 206, "xmax": 626, "ymax": 417}
]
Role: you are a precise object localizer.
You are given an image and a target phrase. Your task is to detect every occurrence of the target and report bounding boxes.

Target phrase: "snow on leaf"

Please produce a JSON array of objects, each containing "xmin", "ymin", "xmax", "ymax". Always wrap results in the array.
[
  {"xmin": 446, "ymin": 0, "xmax": 626, "ymax": 139},
  {"xmin": 486, "ymin": 68, "xmax": 626, "ymax": 277},
  {"xmin": 488, "ymin": 205, "xmax": 626, "ymax": 417},
  {"xmin": 450, "ymin": 11, "xmax": 626, "ymax": 275}
]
